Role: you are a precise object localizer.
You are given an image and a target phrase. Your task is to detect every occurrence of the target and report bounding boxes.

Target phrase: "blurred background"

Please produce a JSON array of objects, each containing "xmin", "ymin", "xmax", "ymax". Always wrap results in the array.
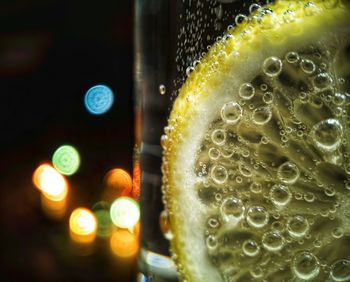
[{"xmin": 0, "ymin": 0, "xmax": 137, "ymax": 281}]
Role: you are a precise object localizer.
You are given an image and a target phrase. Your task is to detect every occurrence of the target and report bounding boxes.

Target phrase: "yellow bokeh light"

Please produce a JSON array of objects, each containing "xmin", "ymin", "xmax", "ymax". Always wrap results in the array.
[
  {"xmin": 69, "ymin": 208, "xmax": 97, "ymax": 244},
  {"xmin": 32, "ymin": 163, "xmax": 68, "ymax": 201},
  {"xmin": 110, "ymin": 229, "xmax": 139, "ymax": 258}
]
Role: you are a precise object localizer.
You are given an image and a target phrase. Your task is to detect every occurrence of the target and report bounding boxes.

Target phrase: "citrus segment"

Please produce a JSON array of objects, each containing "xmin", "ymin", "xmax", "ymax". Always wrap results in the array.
[{"xmin": 162, "ymin": 1, "xmax": 350, "ymax": 281}]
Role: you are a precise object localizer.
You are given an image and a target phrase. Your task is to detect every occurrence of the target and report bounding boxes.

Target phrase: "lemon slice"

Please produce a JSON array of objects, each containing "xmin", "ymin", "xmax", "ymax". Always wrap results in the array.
[{"xmin": 162, "ymin": 1, "xmax": 350, "ymax": 281}]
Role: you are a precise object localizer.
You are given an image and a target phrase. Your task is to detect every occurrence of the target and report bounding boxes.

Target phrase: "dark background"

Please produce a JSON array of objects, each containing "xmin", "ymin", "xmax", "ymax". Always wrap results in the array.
[{"xmin": 0, "ymin": 0, "xmax": 135, "ymax": 281}]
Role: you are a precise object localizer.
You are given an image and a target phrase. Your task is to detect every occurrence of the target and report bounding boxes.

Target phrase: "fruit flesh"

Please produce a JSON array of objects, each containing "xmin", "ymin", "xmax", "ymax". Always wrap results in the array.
[{"xmin": 162, "ymin": 1, "xmax": 350, "ymax": 281}]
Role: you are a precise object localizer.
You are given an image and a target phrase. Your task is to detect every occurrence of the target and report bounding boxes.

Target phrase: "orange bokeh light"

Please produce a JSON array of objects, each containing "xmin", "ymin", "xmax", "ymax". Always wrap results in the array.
[
  {"xmin": 110, "ymin": 229, "xmax": 139, "ymax": 258},
  {"xmin": 102, "ymin": 168, "xmax": 132, "ymax": 201},
  {"xmin": 32, "ymin": 163, "xmax": 68, "ymax": 201},
  {"xmin": 69, "ymin": 208, "xmax": 97, "ymax": 244}
]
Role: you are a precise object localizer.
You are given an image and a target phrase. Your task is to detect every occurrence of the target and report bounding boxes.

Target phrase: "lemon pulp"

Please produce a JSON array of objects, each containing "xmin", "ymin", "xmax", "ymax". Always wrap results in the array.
[{"xmin": 162, "ymin": 1, "xmax": 350, "ymax": 281}]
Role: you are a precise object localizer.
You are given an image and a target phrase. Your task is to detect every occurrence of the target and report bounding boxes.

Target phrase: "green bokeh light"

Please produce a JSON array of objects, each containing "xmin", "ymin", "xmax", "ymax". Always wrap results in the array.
[
  {"xmin": 92, "ymin": 201, "xmax": 113, "ymax": 238},
  {"xmin": 110, "ymin": 197, "xmax": 140, "ymax": 229},
  {"xmin": 52, "ymin": 145, "xmax": 80, "ymax": 176}
]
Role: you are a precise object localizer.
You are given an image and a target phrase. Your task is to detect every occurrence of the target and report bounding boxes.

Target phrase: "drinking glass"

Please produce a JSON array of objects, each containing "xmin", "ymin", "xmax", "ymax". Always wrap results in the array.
[{"xmin": 134, "ymin": 1, "xmax": 260, "ymax": 281}]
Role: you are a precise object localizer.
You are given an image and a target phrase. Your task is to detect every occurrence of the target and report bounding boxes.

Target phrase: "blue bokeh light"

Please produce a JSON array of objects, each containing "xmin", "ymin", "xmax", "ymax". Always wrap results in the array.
[{"xmin": 84, "ymin": 84, "xmax": 114, "ymax": 115}]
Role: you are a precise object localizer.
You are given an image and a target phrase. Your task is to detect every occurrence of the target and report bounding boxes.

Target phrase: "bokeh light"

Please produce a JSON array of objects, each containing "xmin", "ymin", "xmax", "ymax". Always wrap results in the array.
[
  {"xmin": 32, "ymin": 163, "xmax": 68, "ymax": 201},
  {"xmin": 69, "ymin": 208, "xmax": 97, "ymax": 244},
  {"xmin": 52, "ymin": 145, "xmax": 80, "ymax": 176},
  {"xmin": 102, "ymin": 168, "xmax": 132, "ymax": 201},
  {"xmin": 110, "ymin": 197, "xmax": 140, "ymax": 229},
  {"xmin": 84, "ymin": 84, "xmax": 114, "ymax": 115},
  {"xmin": 110, "ymin": 229, "xmax": 139, "ymax": 258},
  {"xmin": 92, "ymin": 201, "xmax": 113, "ymax": 238}
]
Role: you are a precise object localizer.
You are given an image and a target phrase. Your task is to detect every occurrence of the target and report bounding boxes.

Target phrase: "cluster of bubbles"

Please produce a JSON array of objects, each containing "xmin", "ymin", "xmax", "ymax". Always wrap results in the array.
[{"xmin": 187, "ymin": 6, "xmax": 350, "ymax": 278}]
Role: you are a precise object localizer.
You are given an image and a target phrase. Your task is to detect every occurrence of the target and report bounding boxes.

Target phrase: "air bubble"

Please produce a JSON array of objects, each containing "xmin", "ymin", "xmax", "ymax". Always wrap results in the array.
[
  {"xmin": 250, "ymin": 266, "xmax": 264, "ymax": 278},
  {"xmin": 313, "ymin": 239, "xmax": 322, "ymax": 248},
  {"xmin": 258, "ymin": 8, "xmax": 278, "ymax": 29},
  {"xmin": 206, "ymin": 235, "xmax": 218, "ymax": 250},
  {"xmin": 335, "ymin": 107, "xmax": 343, "ymax": 116},
  {"xmin": 311, "ymin": 95, "xmax": 323, "ymax": 108},
  {"xmin": 211, "ymin": 165, "xmax": 228, "ymax": 184},
  {"xmin": 277, "ymin": 161, "xmax": 300, "ymax": 184},
  {"xmin": 239, "ymin": 83, "xmax": 255, "ymax": 100},
  {"xmin": 325, "ymin": 187, "xmax": 335, "ymax": 197},
  {"xmin": 207, "ymin": 218, "xmax": 220, "ymax": 229},
  {"xmin": 304, "ymin": 2, "xmax": 320, "ymax": 16},
  {"xmin": 292, "ymin": 251, "xmax": 320, "ymax": 280},
  {"xmin": 260, "ymin": 84, "xmax": 268, "ymax": 91},
  {"xmin": 247, "ymin": 206, "xmax": 269, "ymax": 228},
  {"xmin": 215, "ymin": 193, "xmax": 222, "ymax": 202},
  {"xmin": 186, "ymin": 66, "xmax": 195, "ymax": 76},
  {"xmin": 221, "ymin": 102, "xmax": 243, "ymax": 125},
  {"xmin": 249, "ymin": 3, "xmax": 261, "ymax": 14},
  {"xmin": 300, "ymin": 91, "xmax": 309, "ymax": 103},
  {"xmin": 252, "ymin": 106, "xmax": 272, "ymax": 125},
  {"xmin": 193, "ymin": 60, "xmax": 201, "ymax": 67},
  {"xmin": 300, "ymin": 59, "xmax": 316, "ymax": 74},
  {"xmin": 239, "ymin": 163, "xmax": 252, "ymax": 177},
  {"xmin": 242, "ymin": 240, "xmax": 260, "ymax": 257},
  {"xmin": 285, "ymin": 51, "xmax": 299, "ymax": 64},
  {"xmin": 313, "ymin": 72, "xmax": 333, "ymax": 90},
  {"xmin": 283, "ymin": 9, "xmax": 296, "ymax": 23},
  {"xmin": 310, "ymin": 118, "xmax": 343, "ymax": 151},
  {"xmin": 159, "ymin": 84, "xmax": 166, "ymax": 95},
  {"xmin": 262, "ymin": 56, "xmax": 283, "ymax": 77},
  {"xmin": 270, "ymin": 184, "xmax": 292, "ymax": 207},
  {"xmin": 220, "ymin": 197, "xmax": 245, "ymax": 222},
  {"xmin": 331, "ymin": 227, "xmax": 344, "ymax": 239},
  {"xmin": 235, "ymin": 176, "xmax": 242, "ymax": 183},
  {"xmin": 159, "ymin": 210, "xmax": 173, "ymax": 240},
  {"xmin": 235, "ymin": 14, "xmax": 247, "ymax": 25},
  {"xmin": 211, "ymin": 129, "xmax": 226, "ymax": 146},
  {"xmin": 333, "ymin": 92, "xmax": 346, "ymax": 105},
  {"xmin": 330, "ymin": 259, "xmax": 350, "ymax": 281},
  {"xmin": 250, "ymin": 182, "xmax": 262, "ymax": 193},
  {"xmin": 304, "ymin": 192, "xmax": 315, "ymax": 202},
  {"xmin": 287, "ymin": 215, "xmax": 309, "ymax": 238},
  {"xmin": 208, "ymin": 147, "xmax": 220, "ymax": 160},
  {"xmin": 262, "ymin": 231, "xmax": 284, "ymax": 252},
  {"xmin": 221, "ymin": 147, "xmax": 234, "ymax": 158}
]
